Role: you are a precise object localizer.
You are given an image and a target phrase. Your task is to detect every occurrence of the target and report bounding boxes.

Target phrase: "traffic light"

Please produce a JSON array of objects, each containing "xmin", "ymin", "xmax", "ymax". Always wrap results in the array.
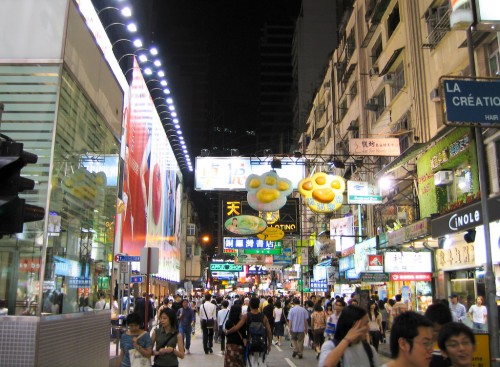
[{"xmin": 0, "ymin": 139, "xmax": 45, "ymax": 236}]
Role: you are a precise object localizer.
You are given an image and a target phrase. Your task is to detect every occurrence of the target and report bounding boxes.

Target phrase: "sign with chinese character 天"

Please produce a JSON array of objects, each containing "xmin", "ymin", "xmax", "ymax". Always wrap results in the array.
[
  {"xmin": 224, "ymin": 215, "xmax": 267, "ymax": 235},
  {"xmin": 349, "ymin": 138, "xmax": 400, "ymax": 156}
]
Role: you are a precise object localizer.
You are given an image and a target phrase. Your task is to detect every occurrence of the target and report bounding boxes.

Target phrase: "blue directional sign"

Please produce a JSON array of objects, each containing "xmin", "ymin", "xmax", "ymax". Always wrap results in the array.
[
  {"xmin": 130, "ymin": 276, "xmax": 143, "ymax": 283},
  {"xmin": 118, "ymin": 255, "xmax": 140, "ymax": 262},
  {"xmin": 442, "ymin": 78, "xmax": 500, "ymax": 127}
]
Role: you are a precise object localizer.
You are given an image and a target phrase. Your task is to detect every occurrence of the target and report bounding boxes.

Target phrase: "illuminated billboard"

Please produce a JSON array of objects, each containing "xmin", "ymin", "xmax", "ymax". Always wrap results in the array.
[
  {"xmin": 120, "ymin": 59, "xmax": 181, "ymax": 281},
  {"xmin": 195, "ymin": 157, "xmax": 305, "ymax": 191}
]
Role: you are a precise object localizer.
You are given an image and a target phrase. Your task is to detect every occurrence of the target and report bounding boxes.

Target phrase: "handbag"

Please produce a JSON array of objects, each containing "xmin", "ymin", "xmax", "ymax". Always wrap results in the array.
[
  {"xmin": 128, "ymin": 332, "xmax": 150, "ymax": 367},
  {"xmin": 203, "ymin": 304, "xmax": 214, "ymax": 328}
]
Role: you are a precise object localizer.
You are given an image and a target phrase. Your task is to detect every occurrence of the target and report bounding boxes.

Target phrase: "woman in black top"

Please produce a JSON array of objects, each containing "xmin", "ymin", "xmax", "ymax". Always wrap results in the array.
[
  {"xmin": 151, "ymin": 308, "xmax": 185, "ymax": 367},
  {"xmin": 224, "ymin": 304, "xmax": 246, "ymax": 367}
]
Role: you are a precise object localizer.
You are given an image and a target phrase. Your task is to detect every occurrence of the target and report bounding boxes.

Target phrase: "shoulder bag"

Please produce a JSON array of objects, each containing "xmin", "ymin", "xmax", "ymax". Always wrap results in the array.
[
  {"xmin": 128, "ymin": 332, "xmax": 151, "ymax": 367},
  {"xmin": 203, "ymin": 304, "xmax": 214, "ymax": 328}
]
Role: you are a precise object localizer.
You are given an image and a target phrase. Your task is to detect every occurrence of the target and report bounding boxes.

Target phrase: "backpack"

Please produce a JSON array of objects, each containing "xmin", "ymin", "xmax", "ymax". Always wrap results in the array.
[{"xmin": 247, "ymin": 312, "xmax": 267, "ymax": 353}]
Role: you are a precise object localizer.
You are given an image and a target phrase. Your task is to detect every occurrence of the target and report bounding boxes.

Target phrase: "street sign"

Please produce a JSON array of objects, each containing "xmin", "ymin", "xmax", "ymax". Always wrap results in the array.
[
  {"xmin": 130, "ymin": 276, "xmax": 143, "ymax": 283},
  {"xmin": 120, "ymin": 262, "xmax": 128, "ymax": 273},
  {"xmin": 441, "ymin": 77, "xmax": 500, "ymax": 127},
  {"xmin": 209, "ymin": 263, "xmax": 243, "ymax": 272},
  {"xmin": 114, "ymin": 253, "xmax": 124, "ymax": 262},
  {"xmin": 118, "ymin": 255, "xmax": 140, "ymax": 262}
]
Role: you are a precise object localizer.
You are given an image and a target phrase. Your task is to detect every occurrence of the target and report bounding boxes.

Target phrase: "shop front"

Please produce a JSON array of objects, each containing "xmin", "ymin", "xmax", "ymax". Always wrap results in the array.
[
  {"xmin": 431, "ymin": 195, "xmax": 500, "ymax": 307},
  {"xmin": 384, "ymin": 251, "xmax": 434, "ymax": 313}
]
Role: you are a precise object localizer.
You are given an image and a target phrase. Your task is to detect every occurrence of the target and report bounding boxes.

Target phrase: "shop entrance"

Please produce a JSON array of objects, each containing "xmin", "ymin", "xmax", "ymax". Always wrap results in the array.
[{"xmin": 449, "ymin": 270, "xmax": 485, "ymax": 310}]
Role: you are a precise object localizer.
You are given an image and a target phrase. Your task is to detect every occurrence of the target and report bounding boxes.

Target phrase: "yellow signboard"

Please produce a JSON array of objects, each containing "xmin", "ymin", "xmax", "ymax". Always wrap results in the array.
[
  {"xmin": 257, "ymin": 227, "xmax": 284, "ymax": 241},
  {"xmin": 472, "ymin": 334, "xmax": 490, "ymax": 367}
]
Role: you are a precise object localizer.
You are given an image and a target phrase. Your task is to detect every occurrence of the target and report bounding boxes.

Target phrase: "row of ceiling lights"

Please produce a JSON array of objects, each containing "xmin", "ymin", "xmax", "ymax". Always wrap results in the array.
[{"xmin": 95, "ymin": 1, "xmax": 193, "ymax": 172}]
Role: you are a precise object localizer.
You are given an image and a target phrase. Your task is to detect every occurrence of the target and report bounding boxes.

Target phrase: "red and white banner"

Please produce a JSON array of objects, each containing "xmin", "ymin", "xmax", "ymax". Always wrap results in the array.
[{"xmin": 390, "ymin": 273, "xmax": 432, "ymax": 282}]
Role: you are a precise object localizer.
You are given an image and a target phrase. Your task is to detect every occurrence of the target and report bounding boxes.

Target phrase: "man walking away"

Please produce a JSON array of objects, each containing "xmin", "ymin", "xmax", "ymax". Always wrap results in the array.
[
  {"xmin": 217, "ymin": 300, "xmax": 230, "ymax": 354},
  {"xmin": 287, "ymin": 298, "xmax": 309, "ymax": 359},
  {"xmin": 200, "ymin": 293, "xmax": 217, "ymax": 354},
  {"xmin": 177, "ymin": 299, "xmax": 195, "ymax": 354}
]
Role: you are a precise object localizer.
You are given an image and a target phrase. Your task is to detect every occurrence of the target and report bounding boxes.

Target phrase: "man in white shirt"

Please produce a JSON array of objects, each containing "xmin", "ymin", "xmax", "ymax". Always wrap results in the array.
[
  {"xmin": 449, "ymin": 294, "xmax": 467, "ymax": 322},
  {"xmin": 217, "ymin": 300, "xmax": 230, "ymax": 354},
  {"xmin": 200, "ymin": 293, "xmax": 217, "ymax": 354}
]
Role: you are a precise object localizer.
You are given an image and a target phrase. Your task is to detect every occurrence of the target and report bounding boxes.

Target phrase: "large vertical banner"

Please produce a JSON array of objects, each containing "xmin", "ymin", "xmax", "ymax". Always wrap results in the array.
[{"xmin": 121, "ymin": 59, "xmax": 182, "ymax": 281}]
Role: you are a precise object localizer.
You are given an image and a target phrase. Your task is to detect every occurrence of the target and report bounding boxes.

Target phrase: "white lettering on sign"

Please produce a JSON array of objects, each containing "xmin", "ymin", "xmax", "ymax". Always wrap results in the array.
[
  {"xmin": 448, "ymin": 210, "xmax": 481, "ymax": 230},
  {"xmin": 485, "ymin": 115, "xmax": 499, "ymax": 121},
  {"xmin": 451, "ymin": 95, "xmax": 500, "ymax": 107}
]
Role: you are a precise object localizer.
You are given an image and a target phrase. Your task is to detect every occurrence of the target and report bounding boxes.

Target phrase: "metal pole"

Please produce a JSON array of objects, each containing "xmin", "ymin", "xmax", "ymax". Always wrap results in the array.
[
  {"xmin": 144, "ymin": 247, "xmax": 151, "ymax": 331},
  {"xmin": 466, "ymin": 27, "xmax": 499, "ymax": 366}
]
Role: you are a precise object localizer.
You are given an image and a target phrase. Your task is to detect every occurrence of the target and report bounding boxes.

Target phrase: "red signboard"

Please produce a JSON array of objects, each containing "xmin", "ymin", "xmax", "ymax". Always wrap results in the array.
[{"xmin": 390, "ymin": 273, "xmax": 432, "ymax": 282}]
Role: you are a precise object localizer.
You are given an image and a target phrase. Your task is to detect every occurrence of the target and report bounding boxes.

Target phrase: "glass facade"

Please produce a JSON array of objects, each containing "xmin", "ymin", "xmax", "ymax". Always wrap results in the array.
[
  {"xmin": 0, "ymin": 66, "xmax": 119, "ymax": 315},
  {"xmin": 44, "ymin": 69, "xmax": 119, "ymax": 314}
]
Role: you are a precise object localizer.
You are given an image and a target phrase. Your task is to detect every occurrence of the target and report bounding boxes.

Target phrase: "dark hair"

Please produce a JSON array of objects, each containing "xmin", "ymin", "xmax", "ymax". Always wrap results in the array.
[
  {"xmin": 250, "ymin": 297, "xmax": 260, "ymax": 310},
  {"xmin": 314, "ymin": 303, "xmax": 323, "ymax": 312},
  {"xmin": 275, "ymin": 301, "xmax": 282, "ymax": 309},
  {"xmin": 334, "ymin": 305, "xmax": 367, "ymax": 343},
  {"xmin": 335, "ymin": 299, "xmax": 346, "ymax": 307},
  {"xmin": 293, "ymin": 298, "xmax": 300, "ymax": 305},
  {"xmin": 127, "ymin": 312, "xmax": 143, "ymax": 326},
  {"xmin": 222, "ymin": 300, "xmax": 229, "ymax": 308},
  {"xmin": 395, "ymin": 294, "xmax": 402, "ymax": 302},
  {"xmin": 378, "ymin": 299, "xmax": 386, "ymax": 311},
  {"xmin": 425, "ymin": 302, "xmax": 453, "ymax": 325},
  {"xmin": 159, "ymin": 307, "xmax": 177, "ymax": 330},
  {"xmin": 205, "ymin": 293, "xmax": 212, "ymax": 301},
  {"xmin": 390, "ymin": 311, "xmax": 433, "ymax": 359},
  {"xmin": 227, "ymin": 304, "xmax": 242, "ymax": 327},
  {"xmin": 388, "ymin": 299, "xmax": 395, "ymax": 306},
  {"xmin": 326, "ymin": 303, "xmax": 333, "ymax": 311},
  {"xmin": 368, "ymin": 300, "xmax": 379, "ymax": 321},
  {"xmin": 437, "ymin": 322, "xmax": 475, "ymax": 352},
  {"xmin": 267, "ymin": 298, "xmax": 274, "ymax": 306},
  {"xmin": 306, "ymin": 300, "xmax": 314, "ymax": 307}
]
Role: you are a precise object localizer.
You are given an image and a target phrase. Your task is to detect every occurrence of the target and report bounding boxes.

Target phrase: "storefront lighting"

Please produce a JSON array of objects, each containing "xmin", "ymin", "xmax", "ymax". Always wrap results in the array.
[
  {"xmin": 97, "ymin": 6, "xmax": 132, "ymax": 17},
  {"xmin": 132, "ymin": 39, "xmax": 142, "ymax": 47},
  {"xmin": 144, "ymin": 68, "xmax": 153, "ymax": 75},
  {"xmin": 173, "ymin": 118, "xmax": 179, "ymax": 123},
  {"xmin": 160, "ymin": 80, "xmax": 167, "ymax": 86},
  {"xmin": 378, "ymin": 175, "xmax": 393, "ymax": 190},
  {"xmin": 157, "ymin": 70, "xmax": 165, "ymax": 77},
  {"xmin": 171, "ymin": 112, "xmax": 177, "ymax": 117},
  {"xmin": 163, "ymin": 88, "xmax": 171, "ymax": 94},
  {"xmin": 153, "ymin": 60, "xmax": 161, "ymax": 67},
  {"xmin": 150, "ymin": 47, "xmax": 158, "ymax": 56},
  {"xmin": 138, "ymin": 54, "xmax": 148, "ymax": 62},
  {"xmin": 112, "ymin": 38, "xmax": 143, "ymax": 49},
  {"xmin": 179, "ymin": 137, "xmax": 184, "ymax": 141},
  {"xmin": 168, "ymin": 105, "xmax": 175, "ymax": 111},
  {"xmin": 126, "ymin": 23, "xmax": 137, "ymax": 32},
  {"xmin": 166, "ymin": 98, "xmax": 174, "ymax": 104}
]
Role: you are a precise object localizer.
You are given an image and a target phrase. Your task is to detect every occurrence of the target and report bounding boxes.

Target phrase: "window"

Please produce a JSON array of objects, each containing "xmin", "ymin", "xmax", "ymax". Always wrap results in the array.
[
  {"xmin": 391, "ymin": 113, "xmax": 411, "ymax": 152},
  {"xmin": 391, "ymin": 63, "xmax": 405, "ymax": 97},
  {"xmin": 446, "ymin": 164, "xmax": 473, "ymax": 203},
  {"xmin": 488, "ymin": 39, "xmax": 499, "ymax": 77},
  {"xmin": 387, "ymin": 3, "xmax": 400, "ymax": 39},
  {"xmin": 187, "ymin": 223, "xmax": 196, "ymax": 236},
  {"xmin": 371, "ymin": 36, "xmax": 383, "ymax": 65},
  {"xmin": 337, "ymin": 98, "xmax": 348, "ymax": 123},
  {"xmin": 349, "ymin": 81, "xmax": 358, "ymax": 102},
  {"xmin": 423, "ymin": 3, "xmax": 450, "ymax": 48},
  {"xmin": 375, "ymin": 89, "xmax": 386, "ymax": 120}
]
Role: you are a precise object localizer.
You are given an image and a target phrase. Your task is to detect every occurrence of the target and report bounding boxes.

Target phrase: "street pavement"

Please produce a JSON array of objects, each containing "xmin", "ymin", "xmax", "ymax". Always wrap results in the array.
[{"xmin": 110, "ymin": 325, "xmax": 392, "ymax": 367}]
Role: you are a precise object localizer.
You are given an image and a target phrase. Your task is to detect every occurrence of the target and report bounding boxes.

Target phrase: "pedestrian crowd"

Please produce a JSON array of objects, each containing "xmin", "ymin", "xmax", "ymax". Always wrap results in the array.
[{"xmin": 111, "ymin": 290, "xmax": 492, "ymax": 367}]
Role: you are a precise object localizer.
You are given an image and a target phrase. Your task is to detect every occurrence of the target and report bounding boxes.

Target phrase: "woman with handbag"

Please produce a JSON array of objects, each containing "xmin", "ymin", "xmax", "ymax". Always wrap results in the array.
[
  {"xmin": 118, "ymin": 313, "xmax": 152, "ymax": 367},
  {"xmin": 223, "ymin": 304, "xmax": 247, "ymax": 367},
  {"xmin": 151, "ymin": 308, "xmax": 185, "ymax": 367}
]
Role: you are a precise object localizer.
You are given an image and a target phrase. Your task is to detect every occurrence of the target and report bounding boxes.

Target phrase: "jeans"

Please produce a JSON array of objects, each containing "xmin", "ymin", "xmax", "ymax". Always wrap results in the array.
[
  {"xmin": 180, "ymin": 324, "xmax": 192, "ymax": 350},
  {"xmin": 472, "ymin": 322, "xmax": 486, "ymax": 331},
  {"xmin": 202, "ymin": 325, "xmax": 214, "ymax": 352},
  {"xmin": 291, "ymin": 332, "xmax": 305, "ymax": 356}
]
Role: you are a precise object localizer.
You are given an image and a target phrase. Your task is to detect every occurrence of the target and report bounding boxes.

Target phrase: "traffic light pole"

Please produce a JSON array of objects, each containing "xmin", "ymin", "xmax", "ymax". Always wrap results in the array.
[{"xmin": 466, "ymin": 27, "xmax": 499, "ymax": 366}]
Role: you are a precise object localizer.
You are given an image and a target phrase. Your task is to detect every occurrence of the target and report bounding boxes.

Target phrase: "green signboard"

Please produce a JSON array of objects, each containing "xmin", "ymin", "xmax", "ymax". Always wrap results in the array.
[
  {"xmin": 209, "ymin": 263, "xmax": 243, "ymax": 272},
  {"xmin": 243, "ymin": 246, "xmax": 282, "ymax": 255}
]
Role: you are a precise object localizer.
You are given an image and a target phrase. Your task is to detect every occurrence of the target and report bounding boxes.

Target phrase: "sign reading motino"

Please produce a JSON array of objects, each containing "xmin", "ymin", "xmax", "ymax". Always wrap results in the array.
[
  {"xmin": 441, "ymin": 77, "xmax": 500, "ymax": 127},
  {"xmin": 209, "ymin": 263, "xmax": 243, "ymax": 272}
]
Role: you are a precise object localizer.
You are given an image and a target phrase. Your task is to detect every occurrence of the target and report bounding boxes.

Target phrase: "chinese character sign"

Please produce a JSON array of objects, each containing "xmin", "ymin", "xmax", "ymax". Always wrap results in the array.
[
  {"xmin": 298, "ymin": 172, "xmax": 345, "ymax": 213},
  {"xmin": 349, "ymin": 138, "xmax": 400, "ymax": 156}
]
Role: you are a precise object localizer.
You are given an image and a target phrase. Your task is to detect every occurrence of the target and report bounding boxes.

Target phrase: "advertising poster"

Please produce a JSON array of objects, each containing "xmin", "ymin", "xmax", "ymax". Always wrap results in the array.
[
  {"xmin": 121, "ymin": 64, "xmax": 149, "ymax": 256},
  {"xmin": 121, "ymin": 59, "xmax": 181, "ymax": 281},
  {"xmin": 331, "ymin": 216, "xmax": 355, "ymax": 253}
]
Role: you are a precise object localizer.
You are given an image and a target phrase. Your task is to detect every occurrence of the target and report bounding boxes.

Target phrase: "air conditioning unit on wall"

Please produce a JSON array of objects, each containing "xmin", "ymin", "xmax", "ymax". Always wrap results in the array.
[{"xmin": 434, "ymin": 170, "xmax": 453, "ymax": 185}]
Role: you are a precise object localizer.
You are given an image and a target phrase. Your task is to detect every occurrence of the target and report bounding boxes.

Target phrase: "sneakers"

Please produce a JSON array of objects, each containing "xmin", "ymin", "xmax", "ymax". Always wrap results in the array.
[
  {"xmin": 292, "ymin": 352, "xmax": 297, "ymax": 358},
  {"xmin": 186, "ymin": 349, "xmax": 190, "ymax": 355},
  {"xmin": 299, "ymin": 354, "xmax": 303, "ymax": 359},
  {"xmin": 209, "ymin": 348, "xmax": 214, "ymax": 354}
]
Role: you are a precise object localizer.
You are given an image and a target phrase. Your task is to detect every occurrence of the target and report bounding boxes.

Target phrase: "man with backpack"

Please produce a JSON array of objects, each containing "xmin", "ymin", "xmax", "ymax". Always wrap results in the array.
[{"xmin": 225, "ymin": 297, "xmax": 272, "ymax": 367}]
